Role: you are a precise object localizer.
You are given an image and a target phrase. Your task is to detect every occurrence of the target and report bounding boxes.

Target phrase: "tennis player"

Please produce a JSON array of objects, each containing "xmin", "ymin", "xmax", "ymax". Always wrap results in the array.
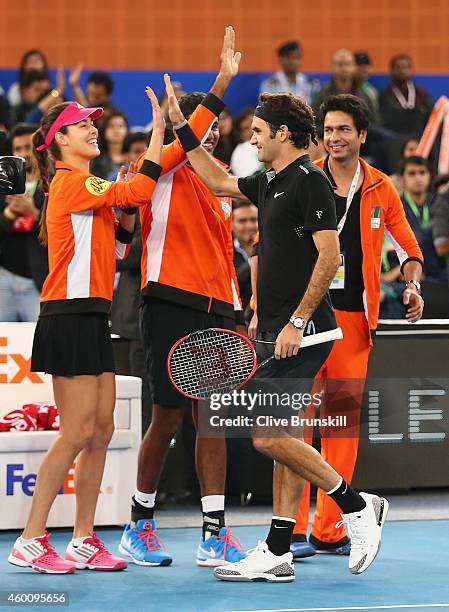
[
  {"xmin": 164, "ymin": 77, "xmax": 389, "ymax": 583},
  {"xmin": 119, "ymin": 27, "xmax": 247, "ymax": 568},
  {"xmin": 8, "ymin": 92, "xmax": 165, "ymax": 574}
]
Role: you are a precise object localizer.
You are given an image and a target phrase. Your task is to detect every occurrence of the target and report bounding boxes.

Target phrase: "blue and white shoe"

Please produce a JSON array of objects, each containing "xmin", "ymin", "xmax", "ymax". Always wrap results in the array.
[
  {"xmin": 290, "ymin": 540, "xmax": 317, "ymax": 559},
  {"xmin": 119, "ymin": 519, "xmax": 172, "ymax": 566},
  {"xmin": 196, "ymin": 526, "xmax": 246, "ymax": 567}
]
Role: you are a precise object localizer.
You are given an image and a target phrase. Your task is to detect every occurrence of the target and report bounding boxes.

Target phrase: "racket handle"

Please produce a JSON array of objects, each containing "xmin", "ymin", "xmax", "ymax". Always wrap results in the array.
[{"xmin": 300, "ymin": 327, "xmax": 343, "ymax": 347}]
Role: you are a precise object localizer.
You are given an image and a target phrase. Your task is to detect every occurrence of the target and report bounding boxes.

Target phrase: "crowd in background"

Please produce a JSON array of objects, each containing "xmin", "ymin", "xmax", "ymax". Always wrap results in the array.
[{"xmin": 1, "ymin": 44, "xmax": 449, "ymax": 328}]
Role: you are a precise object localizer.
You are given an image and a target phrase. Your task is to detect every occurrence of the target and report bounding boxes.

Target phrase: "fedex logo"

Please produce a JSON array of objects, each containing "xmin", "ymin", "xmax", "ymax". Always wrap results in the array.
[
  {"xmin": 6, "ymin": 463, "xmax": 75, "ymax": 496},
  {"xmin": 0, "ymin": 337, "xmax": 44, "ymax": 384}
]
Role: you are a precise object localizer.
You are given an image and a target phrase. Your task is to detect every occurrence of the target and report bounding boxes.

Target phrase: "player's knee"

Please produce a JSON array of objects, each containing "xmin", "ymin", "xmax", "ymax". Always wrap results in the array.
[
  {"xmin": 151, "ymin": 407, "xmax": 183, "ymax": 439},
  {"xmin": 252, "ymin": 436, "xmax": 275, "ymax": 456},
  {"xmin": 60, "ymin": 421, "xmax": 96, "ymax": 451},
  {"xmin": 89, "ymin": 420, "xmax": 115, "ymax": 450}
]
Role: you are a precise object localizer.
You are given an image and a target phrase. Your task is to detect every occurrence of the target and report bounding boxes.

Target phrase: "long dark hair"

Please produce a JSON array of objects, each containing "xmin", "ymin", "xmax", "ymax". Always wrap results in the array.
[
  {"xmin": 32, "ymin": 102, "xmax": 70, "ymax": 244},
  {"xmin": 18, "ymin": 49, "xmax": 49, "ymax": 82}
]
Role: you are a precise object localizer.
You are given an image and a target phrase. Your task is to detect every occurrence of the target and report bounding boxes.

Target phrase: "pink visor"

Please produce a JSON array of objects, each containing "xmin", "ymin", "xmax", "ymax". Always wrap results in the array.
[{"xmin": 36, "ymin": 101, "xmax": 104, "ymax": 151}]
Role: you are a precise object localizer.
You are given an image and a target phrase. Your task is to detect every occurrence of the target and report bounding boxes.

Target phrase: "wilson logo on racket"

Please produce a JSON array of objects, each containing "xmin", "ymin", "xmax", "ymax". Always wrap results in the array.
[{"xmin": 167, "ymin": 327, "xmax": 343, "ymax": 401}]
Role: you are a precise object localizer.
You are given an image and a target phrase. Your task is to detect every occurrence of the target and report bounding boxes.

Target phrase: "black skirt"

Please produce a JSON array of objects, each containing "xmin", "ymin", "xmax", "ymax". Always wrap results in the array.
[{"xmin": 31, "ymin": 313, "xmax": 115, "ymax": 377}]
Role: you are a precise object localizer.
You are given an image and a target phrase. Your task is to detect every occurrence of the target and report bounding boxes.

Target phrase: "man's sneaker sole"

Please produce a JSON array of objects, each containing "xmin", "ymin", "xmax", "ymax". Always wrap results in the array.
[
  {"xmin": 8, "ymin": 554, "xmax": 75, "ymax": 574},
  {"xmin": 214, "ymin": 569, "xmax": 295, "ymax": 582},
  {"xmin": 118, "ymin": 543, "xmax": 172, "ymax": 567},
  {"xmin": 350, "ymin": 497, "xmax": 389, "ymax": 575}
]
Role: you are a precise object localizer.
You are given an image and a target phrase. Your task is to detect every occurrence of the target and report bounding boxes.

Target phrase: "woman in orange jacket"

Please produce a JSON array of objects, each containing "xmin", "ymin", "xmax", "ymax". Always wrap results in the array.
[{"xmin": 8, "ymin": 91, "xmax": 165, "ymax": 574}]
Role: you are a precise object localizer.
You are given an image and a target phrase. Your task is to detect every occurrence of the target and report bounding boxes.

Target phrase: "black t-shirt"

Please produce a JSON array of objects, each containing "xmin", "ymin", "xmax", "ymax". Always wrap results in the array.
[
  {"xmin": 238, "ymin": 154, "xmax": 338, "ymax": 335},
  {"xmin": 329, "ymin": 187, "xmax": 365, "ymax": 312}
]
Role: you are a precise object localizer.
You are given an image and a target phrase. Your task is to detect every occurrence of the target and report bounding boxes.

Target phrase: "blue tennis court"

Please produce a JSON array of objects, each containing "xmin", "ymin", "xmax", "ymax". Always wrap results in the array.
[{"xmin": 1, "ymin": 520, "xmax": 448, "ymax": 612}]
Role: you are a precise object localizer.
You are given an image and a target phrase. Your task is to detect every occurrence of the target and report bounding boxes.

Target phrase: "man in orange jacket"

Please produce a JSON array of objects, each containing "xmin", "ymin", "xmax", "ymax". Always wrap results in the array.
[
  {"xmin": 119, "ymin": 27, "xmax": 246, "ymax": 569},
  {"xmin": 291, "ymin": 94, "xmax": 424, "ymax": 558}
]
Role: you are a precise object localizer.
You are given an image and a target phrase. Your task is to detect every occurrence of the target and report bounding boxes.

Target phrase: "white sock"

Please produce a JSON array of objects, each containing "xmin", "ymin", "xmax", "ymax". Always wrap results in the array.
[
  {"xmin": 326, "ymin": 476, "xmax": 343, "ymax": 496},
  {"xmin": 20, "ymin": 535, "xmax": 45, "ymax": 544},
  {"xmin": 71, "ymin": 536, "xmax": 89, "ymax": 546},
  {"xmin": 201, "ymin": 495, "xmax": 225, "ymax": 514},
  {"xmin": 134, "ymin": 489, "xmax": 157, "ymax": 508}
]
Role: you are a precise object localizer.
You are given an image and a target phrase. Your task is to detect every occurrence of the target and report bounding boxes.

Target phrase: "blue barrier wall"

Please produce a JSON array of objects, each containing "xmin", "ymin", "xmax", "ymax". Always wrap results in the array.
[{"xmin": 1, "ymin": 69, "xmax": 448, "ymax": 127}]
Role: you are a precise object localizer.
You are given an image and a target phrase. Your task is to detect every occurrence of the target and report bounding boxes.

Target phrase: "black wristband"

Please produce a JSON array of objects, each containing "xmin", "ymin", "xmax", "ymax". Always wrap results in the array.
[
  {"xmin": 122, "ymin": 207, "xmax": 137, "ymax": 215},
  {"xmin": 175, "ymin": 123, "xmax": 201, "ymax": 152},
  {"xmin": 115, "ymin": 225, "xmax": 134, "ymax": 244},
  {"xmin": 138, "ymin": 159, "xmax": 162, "ymax": 182},
  {"xmin": 202, "ymin": 92, "xmax": 226, "ymax": 117},
  {"xmin": 400, "ymin": 256, "xmax": 424, "ymax": 274}
]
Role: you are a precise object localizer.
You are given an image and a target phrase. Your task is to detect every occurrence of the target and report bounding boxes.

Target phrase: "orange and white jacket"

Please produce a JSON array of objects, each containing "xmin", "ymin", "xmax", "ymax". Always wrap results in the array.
[
  {"xmin": 317, "ymin": 156, "xmax": 423, "ymax": 332},
  {"xmin": 40, "ymin": 159, "xmax": 161, "ymax": 315},
  {"xmin": 136, "ymin": 93, "xmax": 242, "ymax": 319}
]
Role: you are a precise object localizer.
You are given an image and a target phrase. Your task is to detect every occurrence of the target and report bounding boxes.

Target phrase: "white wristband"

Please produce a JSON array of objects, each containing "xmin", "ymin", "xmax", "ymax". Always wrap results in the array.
[{"xmin": 173, "ymin": 119, "xmax": 188, "ymax": 130}]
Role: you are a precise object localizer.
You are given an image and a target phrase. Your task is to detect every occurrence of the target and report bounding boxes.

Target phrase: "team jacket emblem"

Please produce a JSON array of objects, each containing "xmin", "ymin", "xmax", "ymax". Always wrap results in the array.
[{"xmin": 85, "ymin": 176, "xmax": 112, "ymax": 196}]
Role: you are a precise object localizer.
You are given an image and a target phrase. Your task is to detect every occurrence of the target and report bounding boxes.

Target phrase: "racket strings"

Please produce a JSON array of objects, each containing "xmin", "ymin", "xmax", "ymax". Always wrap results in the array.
[{"xmin": 170, "ymin": 330, "xmax": 255, "ymax": 398}]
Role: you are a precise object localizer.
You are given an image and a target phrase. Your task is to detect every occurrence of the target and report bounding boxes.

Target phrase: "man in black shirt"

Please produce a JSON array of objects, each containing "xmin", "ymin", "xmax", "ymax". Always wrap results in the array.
[{"xmin": 165, "ymin": 78, "xmax": 389, "ymax": 583}]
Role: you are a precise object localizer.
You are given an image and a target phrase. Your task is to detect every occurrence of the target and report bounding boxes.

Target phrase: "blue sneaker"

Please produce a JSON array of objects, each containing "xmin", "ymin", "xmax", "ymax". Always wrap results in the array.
[
  {"xmin": 196, "ymin": 526, "xmax": 246, "ymax": 567},
  {"xmin": 314, "ymin": 540, "xmax": 351, "ymax": 556},
  {"xmin": 119, "ymin": 519, "xmax": 172, "ymax": 566},
  {"xmin": 290, "ymin": 540, "xmax": 317, "ymax": 559}
]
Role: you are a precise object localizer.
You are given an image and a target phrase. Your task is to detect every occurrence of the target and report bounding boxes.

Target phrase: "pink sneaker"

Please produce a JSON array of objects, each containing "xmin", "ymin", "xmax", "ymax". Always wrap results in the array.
[
  {"xmin": 65, "ymin": 533, "xmax": 127, "ymax": 571},
  {"xmin": 8, "ymin": 532, "xmax": 76, "ymax": 574}
]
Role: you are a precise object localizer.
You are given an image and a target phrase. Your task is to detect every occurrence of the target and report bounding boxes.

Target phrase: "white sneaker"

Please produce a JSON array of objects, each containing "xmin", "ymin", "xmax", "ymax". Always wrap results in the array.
[
  {"xmin": 336, "ymin": 492, "xmax": 389, "ymax": 575},
  {"xmin": 213, "ymin": 540, "xmax": 294, "ymax": 582}
]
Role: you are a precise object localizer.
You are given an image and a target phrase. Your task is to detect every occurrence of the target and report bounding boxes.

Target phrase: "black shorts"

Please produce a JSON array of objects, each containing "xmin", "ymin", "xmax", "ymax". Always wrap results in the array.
[
  {"xmin": 140, "ymin": 297, "xmax": 235, "ymax": 407},
  {"xmin": 242, "ymin": 331, "xmax": 334, "ymax": 418},
  {"xmin": 31, "ymin": 313, "xmax": 115, "ymax": 377}
]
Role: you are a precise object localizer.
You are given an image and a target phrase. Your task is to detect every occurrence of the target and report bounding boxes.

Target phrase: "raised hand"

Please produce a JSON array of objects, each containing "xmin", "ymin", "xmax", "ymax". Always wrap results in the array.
[
  {"xmin": 219, "ymin": 26, "xmax": 241, "ymax": 80},
  {"xmin": 164, "ymin": 73, "xmax": 185, "ymax": 126},
  {"xmin": 56, "ymin": 66, "xmax": 66, "ymax": 95},
  {"xmin": 145, "ymin": 86, "xmax": 166, "ymax": 134},
  {"xmin": 69, "ymin": 63, "xmax": 84, "ymax": 88}
]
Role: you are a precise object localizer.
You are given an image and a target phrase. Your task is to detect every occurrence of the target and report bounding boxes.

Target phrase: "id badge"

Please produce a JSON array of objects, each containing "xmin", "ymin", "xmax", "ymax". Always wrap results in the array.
[
  {"xmin": 371, "ymin": 205, "xmax": 381, "ymax": 229},
  {"xmin": 331, "ymin": 254, "xmax": 345, "ymax": 289}
]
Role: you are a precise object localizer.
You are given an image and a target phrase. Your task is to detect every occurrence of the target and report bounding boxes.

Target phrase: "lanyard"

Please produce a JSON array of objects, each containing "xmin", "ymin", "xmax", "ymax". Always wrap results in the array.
[
  {"xmin": 403, "ymin": 191, "xmax": 429, "ymax": 226},
  {"xmin": 333, "ymin": 160, "xmax": 361, "ymax": 236},
  {"xmin": 392, "ymin": 81, "xmax": 416, "ymax": 110}
]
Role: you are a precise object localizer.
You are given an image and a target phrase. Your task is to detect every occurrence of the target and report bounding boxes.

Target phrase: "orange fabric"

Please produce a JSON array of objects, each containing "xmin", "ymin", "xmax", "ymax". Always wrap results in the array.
[
  {"xmin": 314, "ymin": 157, "xmax": 423, "ymax": 334},
  {"xmin": 294, "ymin": 310, "xmax": 371, "ymax": 542},
  {"xmin": 41, "ymin": 161, "xmax": 157, "ymax": 305},
  {"xmin": 136, "ymin": 104, "xmax": 241, "ymax": 310}
]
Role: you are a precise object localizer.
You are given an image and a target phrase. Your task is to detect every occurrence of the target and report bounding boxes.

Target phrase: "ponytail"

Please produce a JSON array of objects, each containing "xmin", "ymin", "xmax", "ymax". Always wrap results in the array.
[
  {"xmin": 32, "ymin": 102, "xmax": 70, "ymax": 245},
  {"xmin": 32, "ymin": 130, "xmax": 51, "ymax": 244}
]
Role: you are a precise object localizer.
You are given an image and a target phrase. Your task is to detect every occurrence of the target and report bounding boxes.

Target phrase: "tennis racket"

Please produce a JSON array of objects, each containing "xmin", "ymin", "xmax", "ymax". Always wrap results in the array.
[{"xmin": 167, "ymin": 327, "xmax": 343, "ymax": 400}]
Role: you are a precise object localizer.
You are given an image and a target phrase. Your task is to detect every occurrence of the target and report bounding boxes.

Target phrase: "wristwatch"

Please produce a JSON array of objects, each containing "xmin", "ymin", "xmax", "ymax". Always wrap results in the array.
[
  {"xmin": 50, "ymin": 89, "xmax": 60, "ymax": 98},
  {"xmin": 405, "ymin": 280, "xmax": 421, "ymax": 293},
  {"xmin": 289, "ymin": 315, "xmax": 307, "ymax": 330}
]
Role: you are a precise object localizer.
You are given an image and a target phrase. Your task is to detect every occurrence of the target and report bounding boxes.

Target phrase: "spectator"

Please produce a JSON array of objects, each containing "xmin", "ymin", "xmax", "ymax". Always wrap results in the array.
[
  {"xmin": 0, "ymin": 92, "xmax": 11, "ymax": 131},
  {"xmin": 432, "ymin": 183, "xmax": 449, "ymax": 283},
  {"xmin": 230, "ymin": 108, "xmax": 264, "ymax": 176},
  {"xmin": 354, "ymin": 51, "xmax": 379, "ymax": 116},
  {"xmin": 312, "ymin": 49, "xmax": 379, "ymax": 122},
  {"xmin": 91, "ymin": 110, "xmax": 129, "ymax": 179},
  {"xmin": 232, "ymin": 200, "xmax": 258, "ymax": 310},
  {"xmin": 399, "ymin": 156, "xmax": 447, "ymax": 281},
  {"xmin": 214, "ymin": 108, "xmax": 240, "ymax": 165},
  {"xmin": 379, "ymin": 54, "xmax": 433, "ymax": 136},
  {"xmin": 259, "ymin": 40, "xmax": 319, "ymax": 105},
  {"xmin": 122, "ymin": 131, "xmax": 148, "ymax": 163},
  {"xmin": 0, "ymin": 124, "xmax": 48, "ymax": 321},
  {"xmin": 13, "ymin": 70, "xmax": 51, "ymax": 123},
  {"xmin": 12, "ymin": 69, "xmax": 65, "ymax": 125},
  {"xmin": 390, "ymin": 135, "xmax": 421, "ymax": 192},
  {"xmin": 7, "ymin": 49, "xmax": 49, "ymax": 107},
  {"xmin": 70, "ymin": 67, "xmax": 117, "ymax": 130}
]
